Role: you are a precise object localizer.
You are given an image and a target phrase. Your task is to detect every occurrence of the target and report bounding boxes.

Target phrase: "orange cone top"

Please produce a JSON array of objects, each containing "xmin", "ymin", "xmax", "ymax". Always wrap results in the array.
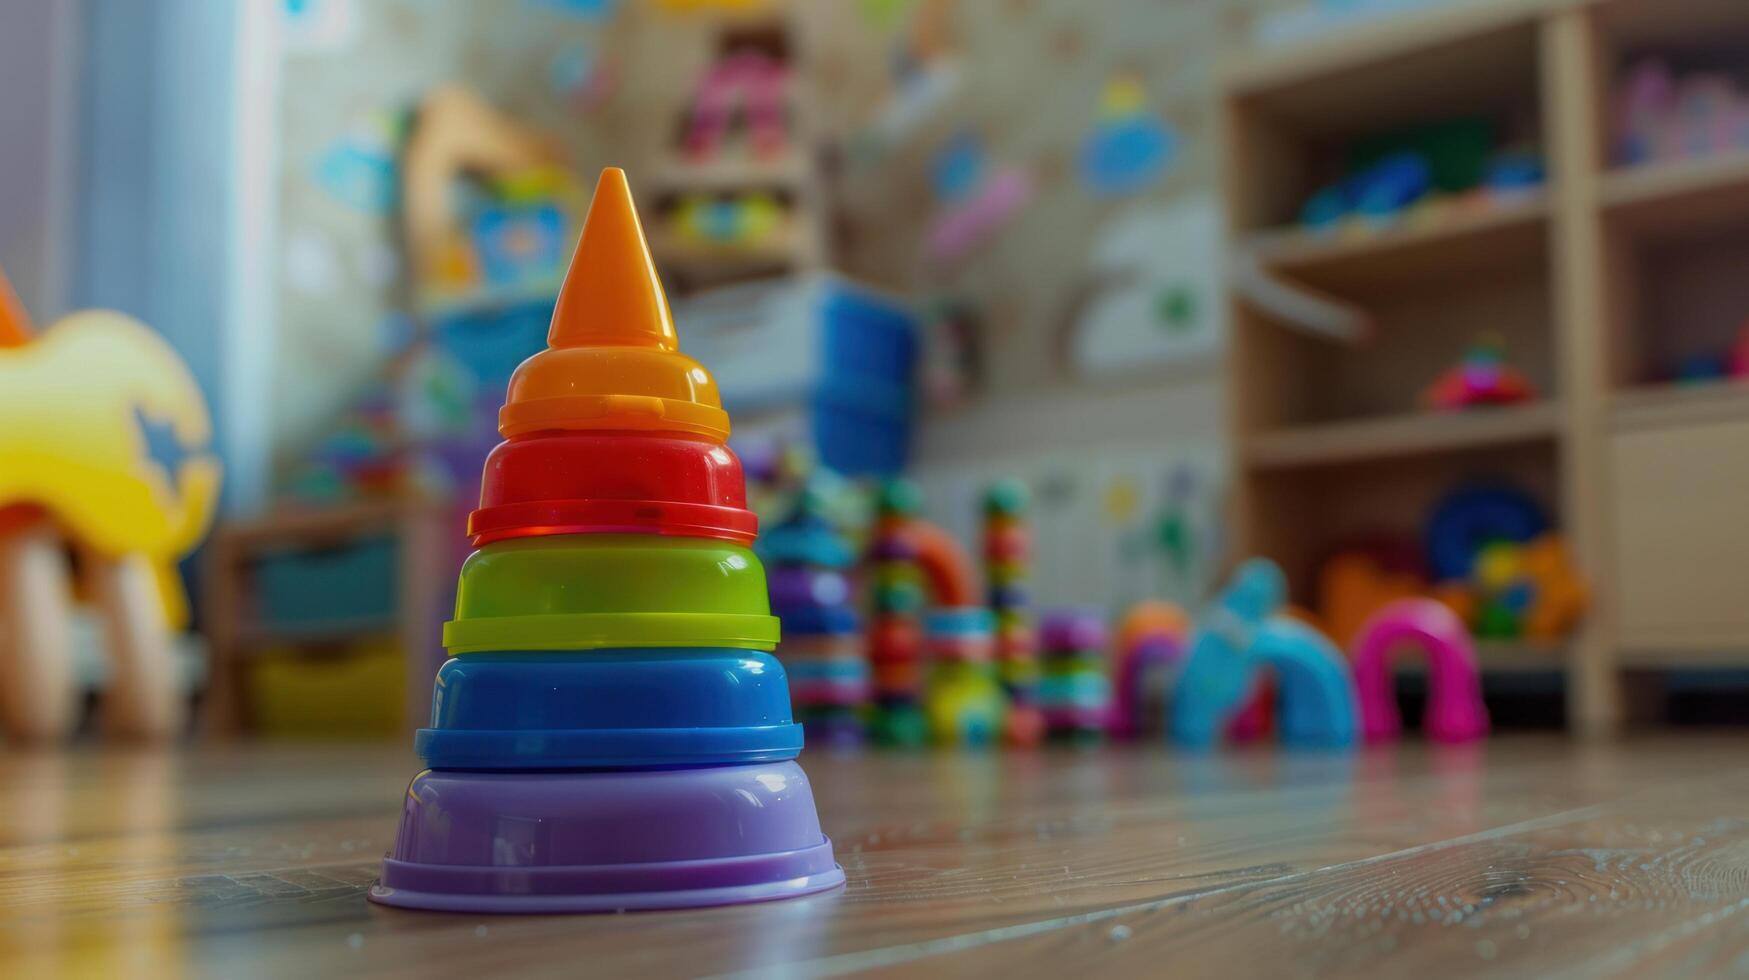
[
  {"xmin": 0, "ymin": 264, "xmax": 33, "ymax": 348},
  {"xmin": 548, "ymin": 168, "xmax": 678, "ymax": 352},
  {"xmin": 499, "ymin": 167, "xmax": 729, "ymax": 442}
]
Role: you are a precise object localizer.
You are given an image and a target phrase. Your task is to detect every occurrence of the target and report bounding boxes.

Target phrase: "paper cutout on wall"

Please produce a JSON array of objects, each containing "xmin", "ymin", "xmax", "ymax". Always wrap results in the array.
[
  {"xmin": 311, "ymin": 116, "xmax": 402, "ymax": 214},
  {"xmin": 282, "ymin": 0, "xmax": 358, "ymax": 54},
  {"xmin": 525, "ymin": 0, "xmax": 618, "ymax": 18},
  {"xmin": 853, "ymin": 0, "xmax": 961, "ymax": 159},
  {"xmin": 1069, "ymin": 192, "xmax": 1224, "ymax": 376},
  {"xmin": 549, "ymin": 43, "xmax": 617, "ymax": 112},
  {"xmin": 924, "ymin": 131, "xmax": 1033, "ymax": 267},
  {"xmin": 1079, "ymin": 73, "xmax": 1180, "ymax": 196}
]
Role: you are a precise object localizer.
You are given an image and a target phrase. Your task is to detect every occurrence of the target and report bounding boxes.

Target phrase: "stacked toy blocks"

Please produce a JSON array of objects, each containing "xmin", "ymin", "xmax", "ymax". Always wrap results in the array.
[
  {"xmin": 764, "ymin": 489, "xmax": 866, "ymax": 745},
  {"xmin": 371, "ymin": 169, "xmax": 842, "ymax": 913},
  {"xmin": 865, "ymin": 480, "xmax": 929, "ymax": 747},
  {"xmin": 982, "ymin": 481, "xmax": 1043, "ymax": 746},
  {"xmin": 1037, "ymin": 610, "xmax": 1113, "ymax": 743}
]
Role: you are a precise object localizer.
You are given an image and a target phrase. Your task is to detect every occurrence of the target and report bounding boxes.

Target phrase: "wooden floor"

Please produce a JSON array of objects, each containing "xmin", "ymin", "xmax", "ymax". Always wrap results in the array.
[{"xmin": 4, "ymin": 736, "xmax": 1749, "ymax": 978}]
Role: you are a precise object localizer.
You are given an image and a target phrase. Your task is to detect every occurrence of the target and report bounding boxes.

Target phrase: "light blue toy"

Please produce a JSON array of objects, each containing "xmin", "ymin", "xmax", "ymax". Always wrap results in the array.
[{"xmin": 1170, "ymin": 559, "xmax": 1358, "ymax": 750}]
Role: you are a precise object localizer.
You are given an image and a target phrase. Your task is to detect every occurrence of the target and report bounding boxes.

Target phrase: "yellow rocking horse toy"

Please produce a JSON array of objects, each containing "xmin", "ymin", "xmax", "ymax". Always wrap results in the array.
[{"xmin": 0, "ymin": 265, "xmax": 221, "ymax": 741}]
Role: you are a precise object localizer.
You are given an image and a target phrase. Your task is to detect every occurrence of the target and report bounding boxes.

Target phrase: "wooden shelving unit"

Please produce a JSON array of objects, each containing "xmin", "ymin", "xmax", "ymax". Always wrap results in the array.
[
  {"xmin": 1243, "ymin": 192, "xmax": 1549, "ymax": 290},
  {"xmin": 1222, "ymin": 0, "xmax": 1749, "ymax": 733},
  {"xmin": 1245, "ymin": 402, "xmax": 1561, "ymax": 470},
  {"xmin": 203, "ymin": 498, "xmax": 450, "ymax": 736},
  {"xmin": 647, "ymin": 3, "xmax": 829, "ymax": 295}
]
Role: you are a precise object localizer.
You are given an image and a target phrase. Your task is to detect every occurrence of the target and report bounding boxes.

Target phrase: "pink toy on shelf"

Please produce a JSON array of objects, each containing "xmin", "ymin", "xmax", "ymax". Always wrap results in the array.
[
  {"xmin": 1423, "ymin": 334, "xmax": 1534, "ymax": 411},
  {"xmin": 1350, "ymin": 598, "xmax": 1489, "ymax": 744},
  {"xmin": 683, "ymin": 50, "xmax": 790, "ymax": 160}
]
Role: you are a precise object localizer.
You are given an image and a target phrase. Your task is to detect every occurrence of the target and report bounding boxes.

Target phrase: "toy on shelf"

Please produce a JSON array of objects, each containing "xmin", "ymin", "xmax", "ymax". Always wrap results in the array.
[
  {"xmin": 1423, "ymin": 333, "xmax": 1536, "ymax": 411},
  {"xmin": 1314, "ymin": 482, "xmax": 1586, "ymax": 651},
  {"xmin": 1111, "ymin": 599, "xmax": 1189, "ymax": 740},
  {"xmin": 982, "ymin": 481, "xmax": 1043, "ymax": 747},
  {"xmin": 865, "ymin": 480, "xmax": 931, "ymax": 747},
  {"xmin": 0, "ymin": 264, "xmax": 220, "ymax": 742},
  {"xmin": 1171, "ymin": 560, "xmax": 1358, "ymax": 750},
  {"xmin": 681, "ymin": 47, "xmax": 791, "ymax": 162},
  {"xmin": 1296, "ymin": 119, "xmax": 1544, "ymax": 237},
  {"xmin": 669, "ymin": 192, "xmax": 788, "ymax": 249},
  {"xmin": 1674, "ymin": 318, "xmax": 1749, "ymax": 384},
  {"xmin": 1425, "ymin": 483, "xmax": 1548, "ymax": 583},
  {"xmin": 1439, "ymin": 532, "xmax": 1587, "ymax": 642},
  {"xmin": 1317, "ymin": 542, "xmax": 1428, "ymax": 648},
  {"xmin": 765, "ymin": 487, "xmax": 866, "ymax": 746},
  {"xmin": 1615, "ymin": 59, "xmax": 1749, "ymax": 167},
  {"xmin": 923, "ymin": 608, "xmax": 1006, "ymax": 746},
  {"xmin": 1036, "ymin": 610, "xmax": 1113, "ymax": 744},
  {"xmin": 371, "ymin": 169, "xmax": 842, "ymax": 913},
  {"xmin": 403, "ymin": 86, "xmax": 581, "ymax": 313},
  {"xmin": 1351, "ymin": 598, "xmax": 1489, "ymax": 744}
]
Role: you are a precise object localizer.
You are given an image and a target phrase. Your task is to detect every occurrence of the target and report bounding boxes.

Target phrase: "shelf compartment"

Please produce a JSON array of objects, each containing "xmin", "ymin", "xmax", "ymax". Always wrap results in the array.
[
  {"xmin": 1225, "ymin": 1, "xmax": 1547, "ymax": 135},
  {"xmin": 1611, "ymin": 380, "xmax": 1749, "ymax": 432},
  {"xmin": 1245, "ymin": 401, "xmax": 1560, "ymax": 470},
  {"xmin": 650, "ymin": 152, "xmax": 810, "ymax": 192},
  {"xmin": 1602, "ymin": 151, "xmax": 1749, "ymax": 240}
]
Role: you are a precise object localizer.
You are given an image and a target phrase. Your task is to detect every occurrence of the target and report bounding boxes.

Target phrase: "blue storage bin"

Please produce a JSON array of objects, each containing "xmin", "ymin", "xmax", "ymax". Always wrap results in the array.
[
  {"xmin": 255, "ymin": 536, "xmax": 398, "ymax": 629},
  {"xmin": 813, "ymin": 375, "xmax": 913, "ymax": 477},
  {"xmin": 821, "ymin": 287, "xmax": 917, "ymax": 384}
]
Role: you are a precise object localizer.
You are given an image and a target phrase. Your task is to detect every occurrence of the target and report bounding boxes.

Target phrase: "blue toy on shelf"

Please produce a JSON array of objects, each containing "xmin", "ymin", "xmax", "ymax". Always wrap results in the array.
[{"xmin": 1171, "ymin": 559, "xmax": 1358, "ymax": 750}]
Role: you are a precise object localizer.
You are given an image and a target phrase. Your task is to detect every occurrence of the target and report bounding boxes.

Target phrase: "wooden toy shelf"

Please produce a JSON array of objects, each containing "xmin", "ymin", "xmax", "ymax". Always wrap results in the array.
[
  {"xmin": 1245, "ymin": 401, "xmax": 1562, "ymax": 470},
  {"xmin": 1222, "ymin": 0, "xmax": 1749, "ymax": 733}
]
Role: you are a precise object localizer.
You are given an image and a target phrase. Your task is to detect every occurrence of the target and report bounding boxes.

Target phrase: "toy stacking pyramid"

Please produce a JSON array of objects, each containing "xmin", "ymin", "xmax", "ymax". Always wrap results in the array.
[{"xmin": 372, "ymin": 169, "xmax": 843, "ymax": 913}]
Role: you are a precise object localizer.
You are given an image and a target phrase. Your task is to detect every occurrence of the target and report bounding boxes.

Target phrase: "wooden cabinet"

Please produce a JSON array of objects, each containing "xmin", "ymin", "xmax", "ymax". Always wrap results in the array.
[{"xmin": 1611, "ymin": 416, "xmax": 1749, "ymax": 652}]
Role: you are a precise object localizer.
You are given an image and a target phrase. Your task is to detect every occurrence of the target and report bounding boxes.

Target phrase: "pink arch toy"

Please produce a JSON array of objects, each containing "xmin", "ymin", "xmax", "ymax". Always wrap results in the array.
[{"xmin": 1350, "ymin": 598, "xmax": 1489, "ymax": 744}]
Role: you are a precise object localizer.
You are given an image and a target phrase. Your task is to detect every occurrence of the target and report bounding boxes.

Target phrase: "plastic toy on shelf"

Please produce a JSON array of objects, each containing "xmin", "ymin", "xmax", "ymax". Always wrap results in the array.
[
  {"xmin": 764, "ymin": 486, "xmax": 866, "ymax": 746},
  {"xmin": 370, "ymin": 168, "xmax": 842, "ymax": 913},
  {"xmin": 1036, "ymin": 610, "xmax": 1113, "ymax": 744},
  {"xmin": 0, "ymin": 264, "xmax": 220, "ymax": 742},
  {"xmin": 1350, "ymin": 598, "xmax": 1489, "ymax": 744},
  {"xmin": 1423, "ymin": 333, "xmax": 1536, "ymax": 411},
  {"xmin": 982, "ymin": 481, "xmax": 1042, "ymax": 747},
  {"xmin": 681, "ymin": 48, "xmax": 792, "ymax": 161},
  {"xmin": 1171, "ymin": 560, "xmax": 1357, "ymax": 751},
  {"xmin": 1614, "ymin": 59, "xmax": 1749, "ymax": 166}
]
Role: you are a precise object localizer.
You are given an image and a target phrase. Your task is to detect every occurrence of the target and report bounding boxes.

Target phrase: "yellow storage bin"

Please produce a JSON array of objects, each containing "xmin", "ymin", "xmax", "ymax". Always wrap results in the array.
[{"xmin": 250, "ymin": 638, "xmax": 405, "ymax": 738}]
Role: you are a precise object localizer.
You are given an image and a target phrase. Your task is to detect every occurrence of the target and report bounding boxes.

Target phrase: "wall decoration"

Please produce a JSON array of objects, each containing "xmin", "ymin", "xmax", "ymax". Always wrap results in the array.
[
  {"xmin": 1068, "ymin": 191, "xmax": 1225, "ymax": 376},
  {"xmin": 281, "ymin": 0, "xmax": 358, "ymax": 55},
  {"xmin": 548, "ymin": 43, "xmax": 618, "ymax": 114},
  {"xmin": 853, "ymin": 0, "xmax": 962, "ymax": 160},
  {"xmin": 310, "ymin": 115, "xmax": 403, "ymax": 214},
  {"xmin": 923, "ymin": 131, "xmax": 1033, "ymax": 267},
  {"xmin": 1079, "ymin": 72, "xmax": 1180, "ymax": 196},
  {"xmin": 524, "ymin": 0, "xmax": 618, "ymax": 19}
]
